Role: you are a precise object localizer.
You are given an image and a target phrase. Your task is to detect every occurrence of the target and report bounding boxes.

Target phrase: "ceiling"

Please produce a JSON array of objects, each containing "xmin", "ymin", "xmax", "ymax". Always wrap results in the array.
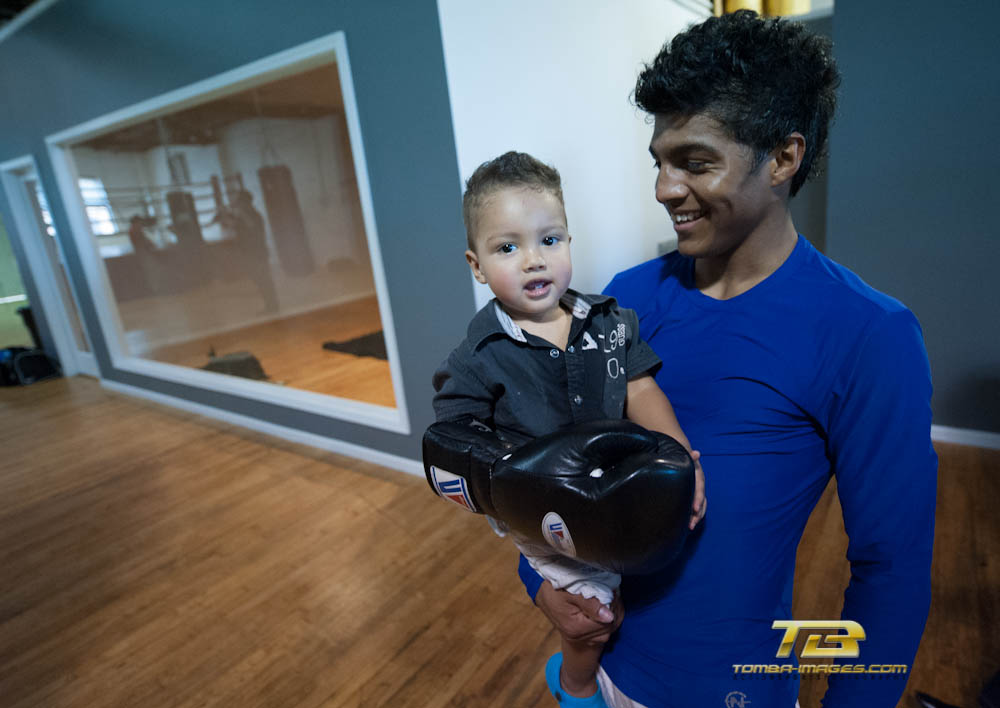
[{"xmin": 78, "ymin": 64, "xmax": 345, "ymax": 153}]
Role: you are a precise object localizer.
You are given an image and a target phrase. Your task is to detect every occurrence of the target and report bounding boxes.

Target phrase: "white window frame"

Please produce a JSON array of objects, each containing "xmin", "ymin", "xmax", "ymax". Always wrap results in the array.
[{"xmin": 44, "ymin": 32, "xmax": 411, "ymax": 434}]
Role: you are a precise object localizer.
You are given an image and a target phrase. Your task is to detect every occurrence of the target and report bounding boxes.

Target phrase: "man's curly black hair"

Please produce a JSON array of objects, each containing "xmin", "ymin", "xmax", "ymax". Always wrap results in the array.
[{"xmin": 634, "ymin": 10, "xmax": 840, "ymax": 197}]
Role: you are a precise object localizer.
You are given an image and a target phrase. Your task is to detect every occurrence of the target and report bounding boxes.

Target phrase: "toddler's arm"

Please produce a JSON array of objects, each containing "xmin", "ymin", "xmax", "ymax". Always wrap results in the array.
[
  {"xmin": 625, "ymin": 374, "xmax": 691, "ymax": 450},
  {"xmin": 625, "ymin": 374, "xmax": 706, "ymax": 529}
]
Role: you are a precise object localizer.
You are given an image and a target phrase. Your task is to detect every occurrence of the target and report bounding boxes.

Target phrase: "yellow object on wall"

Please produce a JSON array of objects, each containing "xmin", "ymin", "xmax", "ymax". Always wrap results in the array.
[
  {"xmin": 719, "ymin": 0, "xmax": 812, "ymax": 15},
  {"xmin": 723, "ymin": 0, "xmax": 763, "ymax": 12},
  {"xmin": 764, "ymin": 0, "xmax": 811, "ymax": 15}
]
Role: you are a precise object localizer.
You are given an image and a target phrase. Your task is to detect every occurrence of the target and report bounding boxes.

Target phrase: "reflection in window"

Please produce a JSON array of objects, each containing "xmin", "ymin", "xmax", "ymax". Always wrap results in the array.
[
  {"xmin": 65, "ymin": 58, "xmax": 396, "ymax": 409},
  {"xmin": 79, "ymin": 177, "xmax": 117, "ymax": 236},
  {"xmin": 33, "ymin": 185, "xmax": 56, "ymax": 237}
]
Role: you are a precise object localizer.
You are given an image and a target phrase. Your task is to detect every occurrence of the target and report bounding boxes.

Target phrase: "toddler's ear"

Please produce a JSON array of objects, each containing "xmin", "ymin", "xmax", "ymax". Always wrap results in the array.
[{"xmin": 465, "ymin": 249, "xmax": 487, "ymax": 284}]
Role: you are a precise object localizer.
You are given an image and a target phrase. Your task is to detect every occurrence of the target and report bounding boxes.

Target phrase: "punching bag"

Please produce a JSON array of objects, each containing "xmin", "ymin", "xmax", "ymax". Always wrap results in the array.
[
  {"xmin": 166, "ymin": 189, "xmax": 209, "ymax": 288},
  {"xmin": 257, "ymin": 165, "xmax": 314, "ymax": 276},
  {"xmin": 166, "ymin": 190, "xmax": 203, "ymax": 248}
]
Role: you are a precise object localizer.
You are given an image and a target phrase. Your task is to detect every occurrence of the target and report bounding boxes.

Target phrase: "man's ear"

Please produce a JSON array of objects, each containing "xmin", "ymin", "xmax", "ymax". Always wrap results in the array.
[
  {"xmin": 465, "ymin": 249, "xmax": 487, "ymax": 283},
  {"xmin": 771, "ymin": 132, "xmax": 806, "ymax": 189}
]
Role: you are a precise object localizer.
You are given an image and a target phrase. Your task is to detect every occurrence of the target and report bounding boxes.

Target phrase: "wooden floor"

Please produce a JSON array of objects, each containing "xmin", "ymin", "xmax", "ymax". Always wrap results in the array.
[
  {"xmin": 145, "ymin": 296, "xmax": 396, "ymax": 408},
  {"xmin": 793, "ymin": 442, "xmax": 1000, "ymax": 708},
  {"xmin": 1, "ymin": 378, "xmax": 997, "ymax": 708}
]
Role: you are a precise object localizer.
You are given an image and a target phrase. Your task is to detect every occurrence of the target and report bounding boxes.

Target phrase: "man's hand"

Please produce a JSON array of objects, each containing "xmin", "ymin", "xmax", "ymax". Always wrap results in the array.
[
  {"xmin": 689, "ymin": 450, "xmax": 707, "ymax": 530},
  {"xmin": 534, "ymin": 581, "xmax": 624, "ymax": 644}
]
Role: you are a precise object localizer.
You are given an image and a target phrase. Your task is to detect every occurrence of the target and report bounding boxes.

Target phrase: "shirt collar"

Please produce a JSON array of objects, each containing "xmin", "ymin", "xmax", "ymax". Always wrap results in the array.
[{"xmin": 466, "ymin": 289, "xmax": 614, "ymax": 348}]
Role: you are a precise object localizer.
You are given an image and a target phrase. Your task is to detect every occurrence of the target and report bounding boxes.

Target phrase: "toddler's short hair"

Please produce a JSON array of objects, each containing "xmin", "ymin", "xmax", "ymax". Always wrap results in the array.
[{"xmin": 463, "ymin": 151, "xmax": 565, "ymax": 250}]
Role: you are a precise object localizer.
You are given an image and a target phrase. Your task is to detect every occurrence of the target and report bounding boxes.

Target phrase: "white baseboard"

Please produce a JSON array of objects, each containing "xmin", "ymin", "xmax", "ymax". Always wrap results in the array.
[
  {"xmin": 101, "ymin": 378, "xmax": 424, "ymax": 478},
  {"xmin": 931, "ymin": 424, "xmax": 1000, "ymax": 450},
  {"xmin": 98, "ymin": 378, "xmax": 1000, "ymax": 472}
]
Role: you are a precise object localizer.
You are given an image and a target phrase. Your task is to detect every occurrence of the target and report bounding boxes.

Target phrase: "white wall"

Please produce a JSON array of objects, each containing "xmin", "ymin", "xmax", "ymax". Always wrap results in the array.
[
  {"xmin": 74, "ymin": 147, "xmax": 151, "ymax": 195},
  {"xmin": 217, "ymin": 115, "xmax": 369, "ymax": 269},
  {"xmin": 146, "ymin": 144, "xmax": 222, "ymax": 188},
  {"xmin": 437, "ymin": 0, "xmax": 708, "ymax": 308}
]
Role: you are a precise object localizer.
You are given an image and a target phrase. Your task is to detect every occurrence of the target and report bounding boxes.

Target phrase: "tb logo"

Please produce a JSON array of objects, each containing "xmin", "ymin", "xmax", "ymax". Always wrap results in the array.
[{"xmin": 772, "ymin": 620, "xmax": 866, "ymax": 658}]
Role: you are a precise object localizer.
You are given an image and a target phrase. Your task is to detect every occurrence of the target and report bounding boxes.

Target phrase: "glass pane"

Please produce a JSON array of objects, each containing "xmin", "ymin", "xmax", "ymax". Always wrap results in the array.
[
  {"xmin": 65, "ymin": 59, "xmax": 395, "ymax": 408},
  {"xmin": 0, "ymin": 215, "xmax": 34, "ymax": 349}
]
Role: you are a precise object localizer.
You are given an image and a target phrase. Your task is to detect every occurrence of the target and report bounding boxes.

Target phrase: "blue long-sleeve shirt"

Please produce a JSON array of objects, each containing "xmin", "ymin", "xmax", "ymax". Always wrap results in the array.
[{"xmin": 519, "ymin": 236, "xmax": 936, "ymax": 707}]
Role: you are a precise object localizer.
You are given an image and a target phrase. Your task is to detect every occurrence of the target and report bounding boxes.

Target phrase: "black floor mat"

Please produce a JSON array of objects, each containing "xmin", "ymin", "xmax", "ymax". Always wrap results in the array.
[
  {"xmin": 322, "ymin": 331, "xmax": 387, "ymax": 360},
  {"xmin": 201, "ymin": 351, "xmax": 268, "ymax": 380}
]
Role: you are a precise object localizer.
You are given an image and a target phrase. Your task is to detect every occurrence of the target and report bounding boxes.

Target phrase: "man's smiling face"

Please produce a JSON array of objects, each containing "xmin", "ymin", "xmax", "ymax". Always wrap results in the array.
[{"xmin": 649, "ymin": 112, "xmax": 778, "ymax": 260}]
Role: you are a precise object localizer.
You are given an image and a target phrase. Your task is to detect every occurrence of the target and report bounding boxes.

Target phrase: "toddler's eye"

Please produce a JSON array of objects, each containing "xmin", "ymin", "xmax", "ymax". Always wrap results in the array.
[
  {"xmin": 499, "ymin": 243, "xmax": 516, "ymax": 254},
  {"xmin": 542, "ymin": 235, "xmax": 559, "ymax": 246}
]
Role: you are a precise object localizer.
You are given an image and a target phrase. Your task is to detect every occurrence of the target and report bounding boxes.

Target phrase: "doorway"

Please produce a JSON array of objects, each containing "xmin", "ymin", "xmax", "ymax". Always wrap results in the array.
[{"xmin": 0, "ymin": 156, "xmax": 97, "ymax": 376}]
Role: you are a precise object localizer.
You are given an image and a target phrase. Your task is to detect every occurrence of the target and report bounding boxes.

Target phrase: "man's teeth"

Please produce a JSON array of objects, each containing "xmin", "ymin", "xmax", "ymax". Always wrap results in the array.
[{"xmin": 672, "ymin": 211, "xmax": 704, "ymax": 224}]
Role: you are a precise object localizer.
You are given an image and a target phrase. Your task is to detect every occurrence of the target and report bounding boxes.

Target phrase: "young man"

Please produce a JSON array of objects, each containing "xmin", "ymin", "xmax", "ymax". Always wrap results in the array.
[{"xmin": 525, "ymin": 11, "xmax": 937, "ymax": 708}]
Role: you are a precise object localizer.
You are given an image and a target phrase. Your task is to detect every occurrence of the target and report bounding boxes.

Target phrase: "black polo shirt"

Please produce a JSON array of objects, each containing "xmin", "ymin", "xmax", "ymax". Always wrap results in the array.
[{"xmin": 432, "ymin": 290, "xmax": 661, "ymax": 444}]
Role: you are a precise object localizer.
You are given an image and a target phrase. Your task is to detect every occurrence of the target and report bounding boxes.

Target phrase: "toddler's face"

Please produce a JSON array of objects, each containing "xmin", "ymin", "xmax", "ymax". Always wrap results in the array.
[{"xmin": 466, "ymin": 186, "xmax": 571, "ymax": 324}]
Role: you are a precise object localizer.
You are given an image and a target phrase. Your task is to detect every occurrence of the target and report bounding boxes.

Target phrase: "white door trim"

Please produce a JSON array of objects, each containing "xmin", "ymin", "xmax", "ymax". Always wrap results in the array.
[{"xmin": 0, "ymin": 154, "xmax": 97, "ymax": 376}]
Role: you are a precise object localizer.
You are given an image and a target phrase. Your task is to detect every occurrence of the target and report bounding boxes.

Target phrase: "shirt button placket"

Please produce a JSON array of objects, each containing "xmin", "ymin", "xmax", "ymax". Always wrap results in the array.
[{"xmin": 566, "ymin": 343, "xmax": 587, "ymax": 419}]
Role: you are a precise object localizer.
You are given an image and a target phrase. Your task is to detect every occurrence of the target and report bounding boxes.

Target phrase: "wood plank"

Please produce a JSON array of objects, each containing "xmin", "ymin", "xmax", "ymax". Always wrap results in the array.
[
  {"xmin": 143, "ymin": 295, "xmax": 396, "ymax": 407},
  {"xmin": 1, "ymin": 377, "xmax": 997, "ymax": 707},
  {"xmin": 793, "ymin": 444, "xmax": 1000, "ymax": 707}
]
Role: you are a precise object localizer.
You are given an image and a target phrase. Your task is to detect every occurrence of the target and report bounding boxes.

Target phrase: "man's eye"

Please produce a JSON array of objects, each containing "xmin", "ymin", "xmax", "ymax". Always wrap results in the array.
[
  {"xmin": 499, "ymin": 243, "xmax": 516, "ymax": 254},
  {"xmin": 686, "ymin": 161, "xmax": 707, "ymax": 172}
]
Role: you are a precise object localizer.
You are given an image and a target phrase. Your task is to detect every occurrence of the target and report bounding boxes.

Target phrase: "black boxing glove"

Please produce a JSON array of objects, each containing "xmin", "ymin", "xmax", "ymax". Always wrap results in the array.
[
  {"xmin": 423, "ymin": 418, "xmax": 695, "ymax": 574},
  {"xmin": 422, "ymin": 417, "xmax": 514, "ymax": 516}
]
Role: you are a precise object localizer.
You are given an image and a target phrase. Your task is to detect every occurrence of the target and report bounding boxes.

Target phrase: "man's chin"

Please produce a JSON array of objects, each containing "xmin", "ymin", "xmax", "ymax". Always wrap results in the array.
[{"xmin": 675, "ymin": 238, "xmax": 704, "ymax": 258}]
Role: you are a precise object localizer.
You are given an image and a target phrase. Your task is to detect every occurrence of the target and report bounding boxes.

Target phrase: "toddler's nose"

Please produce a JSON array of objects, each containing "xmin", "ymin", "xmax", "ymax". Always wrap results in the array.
[{"xmin": 523, "ymin": 247, "xmax": 546, "ymax": 270}]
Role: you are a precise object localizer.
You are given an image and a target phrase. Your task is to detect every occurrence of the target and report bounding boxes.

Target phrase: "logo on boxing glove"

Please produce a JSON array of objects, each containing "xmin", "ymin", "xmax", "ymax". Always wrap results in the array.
[
  {"xmin": 541, "ymin": 511, "xmax": 577, "ymax": 557},
  {"xmin": 429, "ymin": 466, "xmax": 477, "ymax": 512}
]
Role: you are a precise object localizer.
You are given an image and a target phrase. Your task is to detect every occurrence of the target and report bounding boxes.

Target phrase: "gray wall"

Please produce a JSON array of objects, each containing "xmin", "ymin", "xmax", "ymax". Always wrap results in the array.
[
  {"xmin": 0, "ymin": 0, "xmax": 475, "ymax": 459},
  {"xmin": 789, "ymin": 14, "xmax": 832, "ymax": 254},
  {"xmin": 827, "ymin": 1, "xmax": 1000, "ymax": 433},
  {"xmin": 3, "ymin": 0, "xmax": 997, "ymax": 446}
]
